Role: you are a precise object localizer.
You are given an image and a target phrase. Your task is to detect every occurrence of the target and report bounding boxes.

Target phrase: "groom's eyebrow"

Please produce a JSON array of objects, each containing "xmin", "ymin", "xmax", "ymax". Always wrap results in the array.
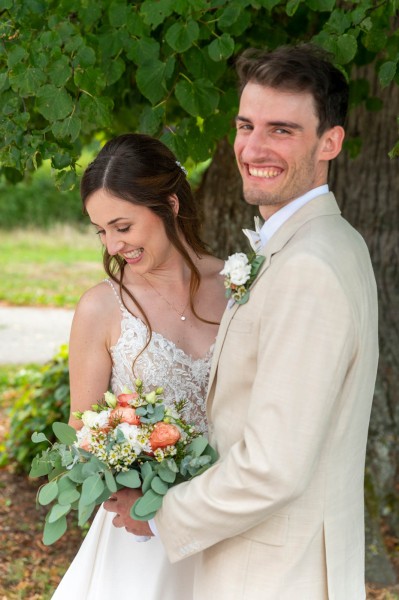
[{"xmin": 235, "ymin": 115, "xmax": 304, "ymax": 130}]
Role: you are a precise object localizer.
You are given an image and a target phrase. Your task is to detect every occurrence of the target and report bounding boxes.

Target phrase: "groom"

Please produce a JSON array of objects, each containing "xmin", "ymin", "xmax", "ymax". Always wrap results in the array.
[{"xmin": 105, "ymin": 44, "xmax": 378, "ymax": 599}]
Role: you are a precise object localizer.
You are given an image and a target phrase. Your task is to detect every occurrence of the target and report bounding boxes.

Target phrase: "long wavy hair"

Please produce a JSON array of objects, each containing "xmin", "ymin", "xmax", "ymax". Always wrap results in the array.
[{"xmin": 81, "ymin": 133, "xmax": 216, "ymax": 369}]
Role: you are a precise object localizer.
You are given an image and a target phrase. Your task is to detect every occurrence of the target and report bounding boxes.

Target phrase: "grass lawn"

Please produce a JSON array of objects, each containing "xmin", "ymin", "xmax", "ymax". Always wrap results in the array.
[{"xmin": 0, "ymin": 226, "xmax": 105, "ymax": 308}]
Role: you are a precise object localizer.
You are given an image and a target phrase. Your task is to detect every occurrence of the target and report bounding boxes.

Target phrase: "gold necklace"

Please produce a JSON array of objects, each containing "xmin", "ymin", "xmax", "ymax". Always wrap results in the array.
[{"xmin": 142, "ymin": 276, "xmax": 190, "ymax": 321}]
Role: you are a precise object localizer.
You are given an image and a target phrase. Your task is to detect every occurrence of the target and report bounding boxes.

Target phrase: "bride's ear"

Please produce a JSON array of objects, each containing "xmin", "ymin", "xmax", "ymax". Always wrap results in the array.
[{"xmin": 169, "ymin": 194, "xmax": 179, "ymax": 216}]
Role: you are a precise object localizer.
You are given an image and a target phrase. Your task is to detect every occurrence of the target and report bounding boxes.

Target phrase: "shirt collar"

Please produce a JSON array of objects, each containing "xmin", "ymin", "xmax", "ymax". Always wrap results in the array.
[{"xmin": 259, "ymin": 185, "xmax": 329, "ymax": 247}]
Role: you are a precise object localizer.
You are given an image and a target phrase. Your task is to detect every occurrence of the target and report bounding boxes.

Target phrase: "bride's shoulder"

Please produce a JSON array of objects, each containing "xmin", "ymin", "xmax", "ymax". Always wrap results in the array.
[{"xmin": 74, "ymin": 280, "xmax": 119, "ymax": 321}]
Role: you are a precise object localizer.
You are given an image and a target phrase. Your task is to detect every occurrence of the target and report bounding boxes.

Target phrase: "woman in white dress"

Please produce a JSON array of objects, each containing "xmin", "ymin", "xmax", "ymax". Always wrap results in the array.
[{"xmin": 52, "ymin": 133, "xmax": 226, "ymax": 599}]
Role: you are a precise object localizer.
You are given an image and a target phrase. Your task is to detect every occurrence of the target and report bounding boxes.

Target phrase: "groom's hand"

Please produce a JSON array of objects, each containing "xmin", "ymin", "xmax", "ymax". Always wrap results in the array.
[{"xmin": 104, "ymin": 488, "xmax": 153, "ymax": 537}]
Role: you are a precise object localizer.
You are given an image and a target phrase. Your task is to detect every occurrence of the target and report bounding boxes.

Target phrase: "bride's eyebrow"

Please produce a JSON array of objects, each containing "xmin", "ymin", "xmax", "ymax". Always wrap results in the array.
[{"xmin": 90, "ymin": 217, "xmax": 129, "ymax": 226}]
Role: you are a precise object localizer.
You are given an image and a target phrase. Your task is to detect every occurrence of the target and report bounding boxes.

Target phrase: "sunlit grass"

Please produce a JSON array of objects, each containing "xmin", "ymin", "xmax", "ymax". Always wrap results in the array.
[{"xmin": 0, "ymin": 226, "xmax": 104, "ymax": 308}]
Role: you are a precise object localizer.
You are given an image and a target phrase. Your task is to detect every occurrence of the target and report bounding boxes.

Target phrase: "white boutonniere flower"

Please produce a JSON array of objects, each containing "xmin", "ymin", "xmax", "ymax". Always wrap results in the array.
[{"xmin": 220, "ymin": 217, "xmax": 266, "ymax": 306}]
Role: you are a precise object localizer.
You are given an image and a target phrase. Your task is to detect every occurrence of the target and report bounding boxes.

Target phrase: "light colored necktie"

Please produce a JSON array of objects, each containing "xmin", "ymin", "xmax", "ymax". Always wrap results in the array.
[{"xmin": 242, "ymin": 216, "xmax": 263, "ymax": 253}]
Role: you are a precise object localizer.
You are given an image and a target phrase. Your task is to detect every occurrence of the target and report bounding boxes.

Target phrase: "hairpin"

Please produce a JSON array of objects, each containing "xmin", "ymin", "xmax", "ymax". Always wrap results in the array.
[{"xmin": 175, "ymin": 160, "xmax": 188, "ymax": 176}]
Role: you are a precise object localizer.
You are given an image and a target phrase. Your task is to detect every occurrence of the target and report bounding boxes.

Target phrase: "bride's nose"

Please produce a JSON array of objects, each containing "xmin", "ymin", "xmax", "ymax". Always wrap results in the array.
[{"xmin": 106, "ymin": 236, "xmax": 125, "ymax": 256}]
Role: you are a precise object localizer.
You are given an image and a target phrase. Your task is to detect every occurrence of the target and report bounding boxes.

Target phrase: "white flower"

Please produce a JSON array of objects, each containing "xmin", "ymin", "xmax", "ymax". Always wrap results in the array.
[
  {"xmin": 220, "ymin": 252, "xmax": 251, "ymax": 285},
  {"xmin": 116, "ymin": 422, "xmax": 152, "ymax": 454},
  {"xmin": 81, "ymin": 409, "xmax": 110, "ymax": 429}
]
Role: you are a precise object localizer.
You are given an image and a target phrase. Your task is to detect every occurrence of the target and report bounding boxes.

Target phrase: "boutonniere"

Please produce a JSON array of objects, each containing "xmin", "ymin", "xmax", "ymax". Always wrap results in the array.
[
  {"xmin": 220, "ymin": 253, "xmax": 265, "ymax": 305},
  {"xmin": 220, "ymin": 217, "xmax": 266, "ymax": 306}
]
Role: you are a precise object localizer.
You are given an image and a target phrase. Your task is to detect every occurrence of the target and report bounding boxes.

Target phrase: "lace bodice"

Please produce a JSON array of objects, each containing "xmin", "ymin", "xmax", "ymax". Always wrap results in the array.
[{"xmin": 105, "ymin": 279, "xmax": 213, "ymax": 434}]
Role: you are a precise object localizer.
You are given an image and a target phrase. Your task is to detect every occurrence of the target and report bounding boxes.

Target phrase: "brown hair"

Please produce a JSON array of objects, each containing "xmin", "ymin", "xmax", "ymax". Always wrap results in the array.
[
  {"xmin": 81, "ymin": 133, "xmax": 215, "ymax": 368},
  {"xmin": 236, "ymin": 44, "xmax": 349, "ymax": 136}
]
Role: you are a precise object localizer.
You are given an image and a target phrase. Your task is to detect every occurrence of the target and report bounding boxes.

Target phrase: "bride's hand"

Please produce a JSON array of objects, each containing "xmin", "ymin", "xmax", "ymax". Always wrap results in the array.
[{"xmin": 104, "ymin": 488, "xmax": 153, "ymax": 538}]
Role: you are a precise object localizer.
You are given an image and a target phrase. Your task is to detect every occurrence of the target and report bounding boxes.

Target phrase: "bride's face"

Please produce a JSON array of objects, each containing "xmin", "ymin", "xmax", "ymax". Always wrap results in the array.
[{"xmin": 86, "ymin": 189, "xmax": 177, "ymax": 273}]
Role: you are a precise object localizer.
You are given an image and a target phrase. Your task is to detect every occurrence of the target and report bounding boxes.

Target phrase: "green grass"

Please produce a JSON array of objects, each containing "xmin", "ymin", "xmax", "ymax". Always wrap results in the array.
[{"xmin": 0, "ymin": 226, "xmax": 105, "ymax": 308}]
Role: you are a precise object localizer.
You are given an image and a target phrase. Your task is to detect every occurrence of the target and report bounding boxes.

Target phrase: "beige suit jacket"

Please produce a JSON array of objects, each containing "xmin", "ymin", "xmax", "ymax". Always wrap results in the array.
[{"xmin": 155, "ymin": 193, "xmax": 379, "ymax": 599}]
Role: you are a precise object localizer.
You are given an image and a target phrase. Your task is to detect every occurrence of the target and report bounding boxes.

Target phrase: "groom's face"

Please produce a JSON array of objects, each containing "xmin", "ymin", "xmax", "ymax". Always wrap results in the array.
[{"xmin": 234, "ymin": 83, "xmax": 338, "ymax": 219}]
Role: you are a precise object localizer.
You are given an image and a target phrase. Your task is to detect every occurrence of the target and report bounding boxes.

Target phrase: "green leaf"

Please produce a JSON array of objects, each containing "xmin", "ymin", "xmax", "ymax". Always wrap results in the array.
[
  {"xmin": 165, "ymin": 20, "xmax": 199, "ymax": 53},
  {"xmin": 108, "ymin": 0, "xmax": 129, "ymax": 27},
  {"xmin": 218, "ymin": 4, "xmax": 241, "ymax": 28},
  {"xmin": 9, "ymin": 66, "xmax": 46, "ymax": 97},
  {"xmin": 104, "ymin": 469, "xmax": 117, "ymax": 493},
  {"xmin": 335, "ymin": 34, "xmax": 357, "ymax": 65},
  {"xmin": 38, "ymin": 480, "xmax": 59, "ymax": 506},
  {"xmin": 7, "ymin": 46, "xmax": 28, "ymax": 69},
  {"xmin": 379, "ymin": 61, "xmax": 397, "ymax": 88},
  {"xmin": 48, "ymin": 502, "xmax": 71, "ymax": 523},
  {"xmin": 175, "ymin": 78, "xmax": 219, "ymax": 117},
  {"xmin": 115, "ymin": 470, "xmax": 141, "ymax": 488},
  {"xmin": 43, "ymin": 515, "xmax": 67, "ymax": 545},
  {"xmin": 286, "ymin": 0, "xmax": 301, "ymax": 17},
  {"xmin": 29, "ymin": 455, "xmax": 52, "ymax": 478},
  {"xmin": 47, "ymin": 57, "xmax": 72, "ymax": 87},
  {"xmin": 67, "ymin": 463, "xmax": 85, "ymax": 483},
  {"xmin": 131, "ymin": 489, "xmax": 163, "ymax": 519},
  {"xmin": 31, "ymin": 432, "xmax": 48, "ymax": 444},
  {"xmin": 78, "ymin": 499, "xmax": 96, "ymax": 527},
  {"xmin": 139, "ymin": 105, "xmax": 165, "ymax": 136},
  {"xmin": 140, "ymin": 0, "xmax": 174, "ymax": 29},
  {"xmin": 36, "ymin": 85, "xmax": 74, "ymax": 121},
  {"xmin": 58, "ymin": 488, "xmax": 80, "ymax": 505},
  {"xmin": 79, "ymin": 95, "xmax": 114, "ymax": 128},
  {"xmin": 74, "ymin": 67, "xmax": 106, "ymax": 94},
  {"xmin": 207, "ymin": 34, "xmax": 235, "ymax": 62},
  {"xmin": 52, "ymin": 116, "xmax": 81, "ymax": 143},
  {"xmin": 151, "ymin": 475, "xmax": 169, "ymax": 495},
  {"xmin": 52, "ymin": 422, "xmax": 77, "ymax": 445},
  {"xmin": 158, "ymin": 461, "xmax": 177, "ymax": 484},
  {"xmin": 103, "ymin": 57, "xmax": 126, "ymax": 86},
  {"xmin": 136, "ymin": 59, "xmax": 167, "ymax": 104},
  {"xmin": 73, "ymin": 45, "xmax": 96, "ymax": 69},
  {"xmin": 186, "ymin": 436, "xmax": 209, "ymax": 457},
  {"xmin": 80, "ymin": 473, "xmax": 105, "ymax": 505},
  {"xmin": 126, "ymin": 37, "xmax": 160, "ymax": 66}
]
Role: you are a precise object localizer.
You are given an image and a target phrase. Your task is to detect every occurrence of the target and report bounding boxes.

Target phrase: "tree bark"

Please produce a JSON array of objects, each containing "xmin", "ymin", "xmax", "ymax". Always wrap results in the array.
[{"xmin": 196, "ymin": 70, "xmax": 399, "ymax": 583}]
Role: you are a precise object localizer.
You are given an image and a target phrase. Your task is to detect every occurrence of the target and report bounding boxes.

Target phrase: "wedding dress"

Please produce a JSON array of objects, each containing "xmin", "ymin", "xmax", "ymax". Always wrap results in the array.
[{"xmin": 52, "ymin": 279, "xmax": 213, "ymax": 600}]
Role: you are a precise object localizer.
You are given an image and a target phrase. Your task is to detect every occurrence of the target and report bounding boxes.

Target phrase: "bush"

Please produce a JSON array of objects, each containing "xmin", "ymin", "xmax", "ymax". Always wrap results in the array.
[{"xmin": 1, "ymin": 346, "xmax": 70, "ymax": 473}]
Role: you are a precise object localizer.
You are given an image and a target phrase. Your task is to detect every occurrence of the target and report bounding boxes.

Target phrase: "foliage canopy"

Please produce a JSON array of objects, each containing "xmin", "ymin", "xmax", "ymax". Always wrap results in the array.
[{"xmin": 0, "ymin": 0, "xmax": 398, "ymax": 187}]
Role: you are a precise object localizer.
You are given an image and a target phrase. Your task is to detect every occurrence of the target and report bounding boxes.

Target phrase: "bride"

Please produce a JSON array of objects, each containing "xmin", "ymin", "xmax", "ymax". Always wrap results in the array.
[{"xmin": 51, "ymin": 133, "xmax": 226, "ymax": 599}]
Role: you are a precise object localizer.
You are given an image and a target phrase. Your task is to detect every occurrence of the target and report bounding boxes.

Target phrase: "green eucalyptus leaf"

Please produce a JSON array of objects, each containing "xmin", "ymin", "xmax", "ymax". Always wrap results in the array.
[
  {"xmin": 104, "ymin": 469, "xmax": 117, "ymax": 493},
  {"xmin": 31, "ymin": 432, "xmax": 49, "ymax": 444},
  {"xmin": 116, "ymin": 470, "xmax": 141, "ymax": 489},
  {"xmin": 58, "ymin": 488, "xmax": 80, "ymax": 505},
  {"xmin": 185, "ymin": 436, "xmax": 209, "ymax": 457},
  {"xmin": 29, "ymin": 455, "xmax": 52, "ymax": 478},
  {"xmin": 67, "ymin": 463, "xmax": 85, "ymax": 483},
  {"xmin": 131, "ymin": 489, "xmax": 163, "ymax": 519},
  {"xmin": 151, "ymin": 475, "xmax": 169, "ymax": 495},
  {"xmin": 78, "ymin": 499, "xmax": 96, "ymax": 526},
  {"xmin": 158, "ymin": 461, "xmax": 177, "ymax": 484},
  {"xmin": 43, "ymin": 515, "xmax": 67, "ymax": 545},
  {"xmin": 48, "ymin": 502, "xmax": 71, "ymax": 523},
  {"xmin": 38, "ymin": 480, "xmax": 59, "ymax": 506},
  {"xmin": 80, "ymin": 473, "xmax": 105, "ymax": 506},
  {"xmin": 52, "ymin": 422, "xmax": 77, "ymax": 445}
]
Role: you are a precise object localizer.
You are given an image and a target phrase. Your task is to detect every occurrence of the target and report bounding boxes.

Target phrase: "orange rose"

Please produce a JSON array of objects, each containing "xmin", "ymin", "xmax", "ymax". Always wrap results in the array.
[
  {"xmin": 110, "ymin": 406, "xmax": 140, "ymax": 425},
  {"xmin": 149, "ymin": 422, "xmax": 180, "ymax": 450},
  {"xmin": 117, "ymin": 392, "xmax": 139, "ymax": 407}
]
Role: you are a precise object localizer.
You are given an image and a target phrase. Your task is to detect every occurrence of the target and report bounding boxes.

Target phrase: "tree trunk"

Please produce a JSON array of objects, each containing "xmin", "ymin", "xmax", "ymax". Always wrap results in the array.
[{"xmin": 196, "ymin": 71, "xmax": 399, "ymax": 584}]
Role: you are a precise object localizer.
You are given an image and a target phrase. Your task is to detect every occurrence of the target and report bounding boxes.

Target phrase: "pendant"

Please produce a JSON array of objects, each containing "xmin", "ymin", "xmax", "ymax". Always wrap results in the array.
[{"xmin": 181, "ymin": 316, "xmax": 186, "ymax": 321}]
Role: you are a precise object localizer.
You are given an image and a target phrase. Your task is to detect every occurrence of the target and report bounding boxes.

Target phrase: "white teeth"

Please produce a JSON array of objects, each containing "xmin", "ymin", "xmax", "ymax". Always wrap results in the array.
[
  {"xmin": 124, "ymin": 248, "xmax": 143, "ymax": 259},
  {"xmin": 249, "ymin": 167, "xmax": 280, "ymax": 178}
]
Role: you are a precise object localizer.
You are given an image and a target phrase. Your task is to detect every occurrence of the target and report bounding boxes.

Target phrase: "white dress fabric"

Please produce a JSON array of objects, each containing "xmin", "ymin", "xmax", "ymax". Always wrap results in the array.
[{"xmin": 52, "ymin": 280, "xmax": 213, "ymax": 600}]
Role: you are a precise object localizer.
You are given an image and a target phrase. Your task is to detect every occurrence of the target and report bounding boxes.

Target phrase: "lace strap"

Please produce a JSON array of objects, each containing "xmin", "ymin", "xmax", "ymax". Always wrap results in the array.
[{"xmin": 103, "ymin": 278, "xmax": 125, "ymax": 312}]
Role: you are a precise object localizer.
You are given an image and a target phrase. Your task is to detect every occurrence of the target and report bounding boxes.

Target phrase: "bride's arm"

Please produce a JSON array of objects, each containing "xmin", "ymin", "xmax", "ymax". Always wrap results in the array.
[{"xmin": 68, "ymin": 284, "xmax": 114, "ymax": 429}]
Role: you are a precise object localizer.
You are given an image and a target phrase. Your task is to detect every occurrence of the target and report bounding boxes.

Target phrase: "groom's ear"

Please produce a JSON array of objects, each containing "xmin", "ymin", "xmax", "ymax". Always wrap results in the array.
[
  {"xmin": 169, "ymin": 194, "xmax": 179, "ymax": 216},
  {"xmin": 319, "ymin": 126, "xmax": 345, "ymax": 161}
]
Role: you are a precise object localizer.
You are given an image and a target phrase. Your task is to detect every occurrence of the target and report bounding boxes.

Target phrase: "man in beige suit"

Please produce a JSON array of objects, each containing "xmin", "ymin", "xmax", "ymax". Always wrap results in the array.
[{"xmin": 106, "ymin": 45, "xmax": 378, "ymax": 599}]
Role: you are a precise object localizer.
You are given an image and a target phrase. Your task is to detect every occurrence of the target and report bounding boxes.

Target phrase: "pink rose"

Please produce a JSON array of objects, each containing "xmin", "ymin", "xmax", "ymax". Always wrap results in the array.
[
  {"xmin": 149, "ymin": 422, "xmax": 180, "ymax": 450},
  {"xmin": 110, "ymin": 406, "xmax": 140, "ymax": 425},
  {"xmin": 117, "ymin": 392, "xmax": 139, "ymax": 407}
]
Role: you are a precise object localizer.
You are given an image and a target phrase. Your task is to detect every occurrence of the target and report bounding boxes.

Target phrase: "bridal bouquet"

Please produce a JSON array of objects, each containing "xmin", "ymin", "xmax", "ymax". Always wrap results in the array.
[{"xmin": 30, "ymin": 379, "xmax": 217, "ymax": 545}]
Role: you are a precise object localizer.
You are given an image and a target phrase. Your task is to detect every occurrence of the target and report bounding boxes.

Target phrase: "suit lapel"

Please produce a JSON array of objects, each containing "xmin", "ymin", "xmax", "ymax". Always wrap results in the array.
[{"xmin": 206, "ymin": 192, "xmax": 341, "ymax": 405}]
